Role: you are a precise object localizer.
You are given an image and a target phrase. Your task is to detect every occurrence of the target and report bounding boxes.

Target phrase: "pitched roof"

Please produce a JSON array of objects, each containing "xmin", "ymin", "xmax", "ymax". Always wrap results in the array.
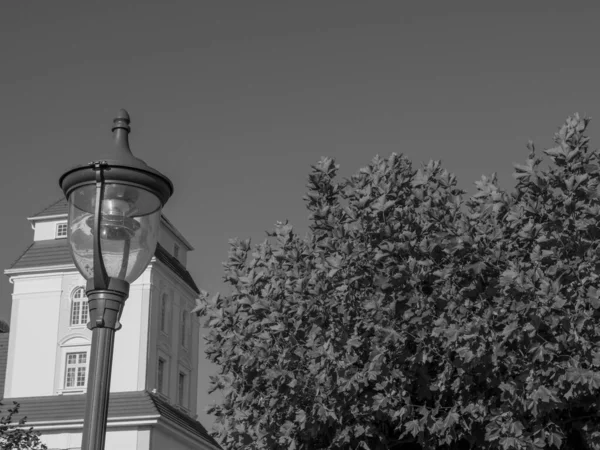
[
  {"xmin": 2, "ymin": 391, "xmax": 221, "ymax": 449},
  {"xmin": 7, "ymin": 241, "xmax": 199, "ymax": 294},
  {"xmin": 8, "ymin": 239, "xmax": 73, "ymax": 270},
  {"xmin": 30, "ymin": 198, "xmax": 68, "ymax": 218}
]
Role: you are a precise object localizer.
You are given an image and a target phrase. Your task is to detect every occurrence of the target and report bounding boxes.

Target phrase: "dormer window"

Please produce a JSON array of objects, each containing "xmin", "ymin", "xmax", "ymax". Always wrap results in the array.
[
  {"xmin": 174, "ymin": 244, "xmax": 180, "ymax": 260},
  {"xmin": 56, "ymin": 222, "xmax": 68, "ymax": 239}
]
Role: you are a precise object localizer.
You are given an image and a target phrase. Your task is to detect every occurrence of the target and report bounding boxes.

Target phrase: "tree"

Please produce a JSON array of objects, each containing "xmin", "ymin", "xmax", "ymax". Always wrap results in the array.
[
  {"xmin": 197, "ymin": 114, "xmax": 600, "ymax": 449},
  {"xmin": 0, "ymin": 402, "xmax": 47, "ymax": 449}
]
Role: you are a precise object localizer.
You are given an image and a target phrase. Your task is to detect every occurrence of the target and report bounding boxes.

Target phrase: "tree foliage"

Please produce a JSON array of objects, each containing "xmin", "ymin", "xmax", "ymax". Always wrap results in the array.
[
  {"xmin": 197, "ymin": 114, "xmax": 600, "ymax": 449},
  {"xmin": 0, "ymin": 402, "xmax": 47, "ymax": 449}
]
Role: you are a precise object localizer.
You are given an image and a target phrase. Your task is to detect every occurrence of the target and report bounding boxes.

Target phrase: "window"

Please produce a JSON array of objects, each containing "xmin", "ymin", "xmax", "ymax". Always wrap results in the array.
[
  {"xmin": 181, "ymin": 310, "xmax": 190, "ymax": 348},
  {"xmin": 70, "ymin": 287, "xmax": 89, "ymax": 326},
  {"xmin": 160, "ymin": 294, "xmax": 169, "ymax": 333},
  {"xmin": 65, "ymin": 352, "xmax": 87, "ymax": 388},
  {"xmin": 157, "ymin": 358, "xmax": 166, "ymax": 394},
  {"xmin": 178, "ymin": 372, "xmax": 188, "ymax": 407},
  {"xmin": 173, "ymin": 244, "xmax": 180, "ymax": 260},
  {"xmin": 56, "ymin": 222, "xmax": 68, "ymax": 238}
]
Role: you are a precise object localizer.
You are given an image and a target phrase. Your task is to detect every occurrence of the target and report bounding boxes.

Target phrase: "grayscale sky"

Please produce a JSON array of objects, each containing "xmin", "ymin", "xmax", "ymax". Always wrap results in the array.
[{"xmin": 1, "ymin": 0, "xmax": 599, "ymax": 429}]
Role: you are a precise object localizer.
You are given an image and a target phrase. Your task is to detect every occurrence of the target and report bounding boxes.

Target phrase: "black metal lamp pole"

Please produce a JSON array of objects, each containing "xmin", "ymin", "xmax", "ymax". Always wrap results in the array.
[{"xmin": 59, "ymin": 111, "xmax": 173, "ymax": 450}]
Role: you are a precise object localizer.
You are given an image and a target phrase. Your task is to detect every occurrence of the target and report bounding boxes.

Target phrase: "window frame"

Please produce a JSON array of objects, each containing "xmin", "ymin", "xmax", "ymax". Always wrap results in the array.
[
  {"xmin": 70, "ymin": 287, "xmax": 89, "ymax": 327},
  {"xmin": 181, "ymin": 310, "xmax": 190, "ymax": 349},
  {"xmin": 177, "ymin": 371, "xmax": 188, "ymax": 407},
  {"xmin": 56, "ymin": 222, "xmax": 68, "ymax": 239},
  {"xmin": 160, "ymin": 293, "xmax": 169, "ymax": 335},
  {"xmin": 157, "ymin": 357, "xmax": 167, "ymax": 394},
  {"xmin": 64, "ymin": 351, "xmax": 88, "ymax": 390}
]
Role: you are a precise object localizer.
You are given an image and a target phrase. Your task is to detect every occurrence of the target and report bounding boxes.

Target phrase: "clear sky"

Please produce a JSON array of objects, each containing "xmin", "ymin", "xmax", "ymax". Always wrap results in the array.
[{"xmin": 1, "ymin": 0, "xmax": 599, "ymax": 430}]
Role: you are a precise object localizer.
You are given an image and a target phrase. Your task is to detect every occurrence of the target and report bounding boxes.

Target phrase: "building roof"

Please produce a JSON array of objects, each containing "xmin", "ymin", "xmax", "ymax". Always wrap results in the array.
[
  {"xmin": 2, "ymin": 391, "xmax": 221, "ymax": 449},
  {"xmin": 7, "ymin": 241, "xmax": 199, "ymax": 294},
  {"xmin": 8, "ymin": 239, "xmax": 74, "ymax": 270},
  {"xmin": 29, "ymin": 198, "xmax": 68, "ymax": 219}
]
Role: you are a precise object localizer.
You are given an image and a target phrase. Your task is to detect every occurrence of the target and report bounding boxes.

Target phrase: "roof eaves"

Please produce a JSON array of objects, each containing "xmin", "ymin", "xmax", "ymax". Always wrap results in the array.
[
  {"xmin": 4, "ymin": 264, "xmax": 76, "ymax": 276},
  {"xmin": 153, "ymin": 243, "xmax": 200, "ymax": 294},
  {"xmin": 27, "ymin": 213, "xmax": 68, "ymax": 222}
]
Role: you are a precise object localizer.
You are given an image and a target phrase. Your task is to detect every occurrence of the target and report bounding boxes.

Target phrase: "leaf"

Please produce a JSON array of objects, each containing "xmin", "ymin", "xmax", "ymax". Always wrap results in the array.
[
  {"xmin": 549, "ymin": 432, "xmax": 562, "ymax": 448},
  {"xmin": 502, "ymin": 322, "xmax": 519, "ymax": 339},
  {"xmin": 544, "ymin": 146, "xmax": 565, "ymax": 158},
  {"xmin": 405, "ymin": 420, "xmax": 421, "ymax": 437}
]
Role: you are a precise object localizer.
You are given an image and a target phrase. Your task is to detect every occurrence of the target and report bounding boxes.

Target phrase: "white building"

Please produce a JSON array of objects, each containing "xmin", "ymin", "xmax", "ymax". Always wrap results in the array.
[{"xmin": 2, "ymin": 199, "xmax": 221, "ymax": 450}]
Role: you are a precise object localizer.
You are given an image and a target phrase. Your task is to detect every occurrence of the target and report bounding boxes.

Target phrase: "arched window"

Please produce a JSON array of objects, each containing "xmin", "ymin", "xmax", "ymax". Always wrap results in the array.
[
  {"xmin": 70, "ymin": 287, "xmax": 88, "ymax": 326},
  {"xmin": 160, "ymin": 294, "xmax": 169, "ymax": 333}
]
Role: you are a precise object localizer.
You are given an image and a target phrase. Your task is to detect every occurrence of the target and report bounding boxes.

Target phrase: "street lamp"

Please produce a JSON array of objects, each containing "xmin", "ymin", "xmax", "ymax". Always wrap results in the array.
[{"xmin": 59, "ymin": 110, "xmax": 173, "ymax": 450}]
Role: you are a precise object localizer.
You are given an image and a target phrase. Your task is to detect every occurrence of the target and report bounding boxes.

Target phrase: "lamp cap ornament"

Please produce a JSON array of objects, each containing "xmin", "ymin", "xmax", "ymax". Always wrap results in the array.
[
  {"xmin": 112, "ymin": 109, "xmax": 131, "ymax": 132},
  {"xmin": 59, "ymin": 109, "xmax": 173, "ymax": 206}
]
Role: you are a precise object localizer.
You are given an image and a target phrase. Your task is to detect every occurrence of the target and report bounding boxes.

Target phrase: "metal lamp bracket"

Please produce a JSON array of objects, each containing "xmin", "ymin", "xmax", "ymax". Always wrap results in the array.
[{"xmin": 85, "ymin": 162, "xmax": 130, "ymax": 331}]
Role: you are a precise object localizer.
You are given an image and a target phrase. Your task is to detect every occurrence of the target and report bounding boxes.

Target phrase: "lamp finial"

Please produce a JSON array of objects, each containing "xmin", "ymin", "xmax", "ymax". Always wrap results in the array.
[
  {"xmin": 112, "ymin": 109, "xmax": 131, "ymax": 132},
  {"xmin": 112, "ymin": 109, "xmax": 131, "ymax": 153}
]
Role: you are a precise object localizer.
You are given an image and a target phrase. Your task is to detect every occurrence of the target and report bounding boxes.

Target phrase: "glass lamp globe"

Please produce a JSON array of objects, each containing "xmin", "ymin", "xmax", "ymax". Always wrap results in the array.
[{"xmin": 67, "ymin": 184, "xmax": 162, "ymax": 283}]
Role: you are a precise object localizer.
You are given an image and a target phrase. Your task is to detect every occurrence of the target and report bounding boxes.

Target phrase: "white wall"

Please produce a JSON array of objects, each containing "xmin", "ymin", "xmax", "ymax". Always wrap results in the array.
[
  {"xmin": 33, "ymin": 219, "xmax": 67, "ymax": 241},
  {"xmin": 54, "ymin": 273, "xmax": 92, "ymax": 394},
  {"xmin": 5, "ymin": 268, "xmax": 153, "ymax": 398},
  {"xmin": 111, "ymin": 270, "xmax": 151, "ymax": 392},
  {"xmin": 41, "ymin": 427, "xmax": 143, "ymax": 450},
  {"xmin": 4, "ymin": 274, "xmax": 62, "ymax": 397}
]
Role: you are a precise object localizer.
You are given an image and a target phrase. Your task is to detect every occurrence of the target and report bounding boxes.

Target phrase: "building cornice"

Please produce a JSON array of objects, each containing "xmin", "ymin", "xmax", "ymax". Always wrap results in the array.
[
  {"xmin": 4, "ymin": 264, "xmax": 76, "ymax": 276},
  {"xmin": 26, "ymin": 213, "xmax": 68, "ymax": 222},
  {"xmin": 20, "ymin": 415, "xmax": 161, "ymax": 431}
]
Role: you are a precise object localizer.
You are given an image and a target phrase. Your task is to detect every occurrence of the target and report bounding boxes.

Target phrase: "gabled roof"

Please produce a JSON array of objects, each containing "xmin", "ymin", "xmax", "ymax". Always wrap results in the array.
[
  {"xmin": 2, "ymin": 391, "xmax": 221, "ymax": 449},
  {"xmin": 29, "ymin": 198, "xmax": 68, "ymax": 219},
  {"xmin": 8, "ymin": 239, "xmax": 73, "ymax": 270},
  {"xmin": 6, "ymin": 241, "xmax": 199, "ymax": 294}
]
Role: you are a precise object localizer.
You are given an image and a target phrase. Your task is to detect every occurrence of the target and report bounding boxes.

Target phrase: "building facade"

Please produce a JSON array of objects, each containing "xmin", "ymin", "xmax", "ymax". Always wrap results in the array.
[{"xmin": 2, "ymin": 199, "xmax": 220, "ymax": 450}]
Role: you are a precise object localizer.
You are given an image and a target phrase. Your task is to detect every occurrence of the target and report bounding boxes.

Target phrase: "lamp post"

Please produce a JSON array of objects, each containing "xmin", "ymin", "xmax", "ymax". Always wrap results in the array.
[{"xmin": 59, "ymin": 110, "xmax": 173, "ymax": 450}]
